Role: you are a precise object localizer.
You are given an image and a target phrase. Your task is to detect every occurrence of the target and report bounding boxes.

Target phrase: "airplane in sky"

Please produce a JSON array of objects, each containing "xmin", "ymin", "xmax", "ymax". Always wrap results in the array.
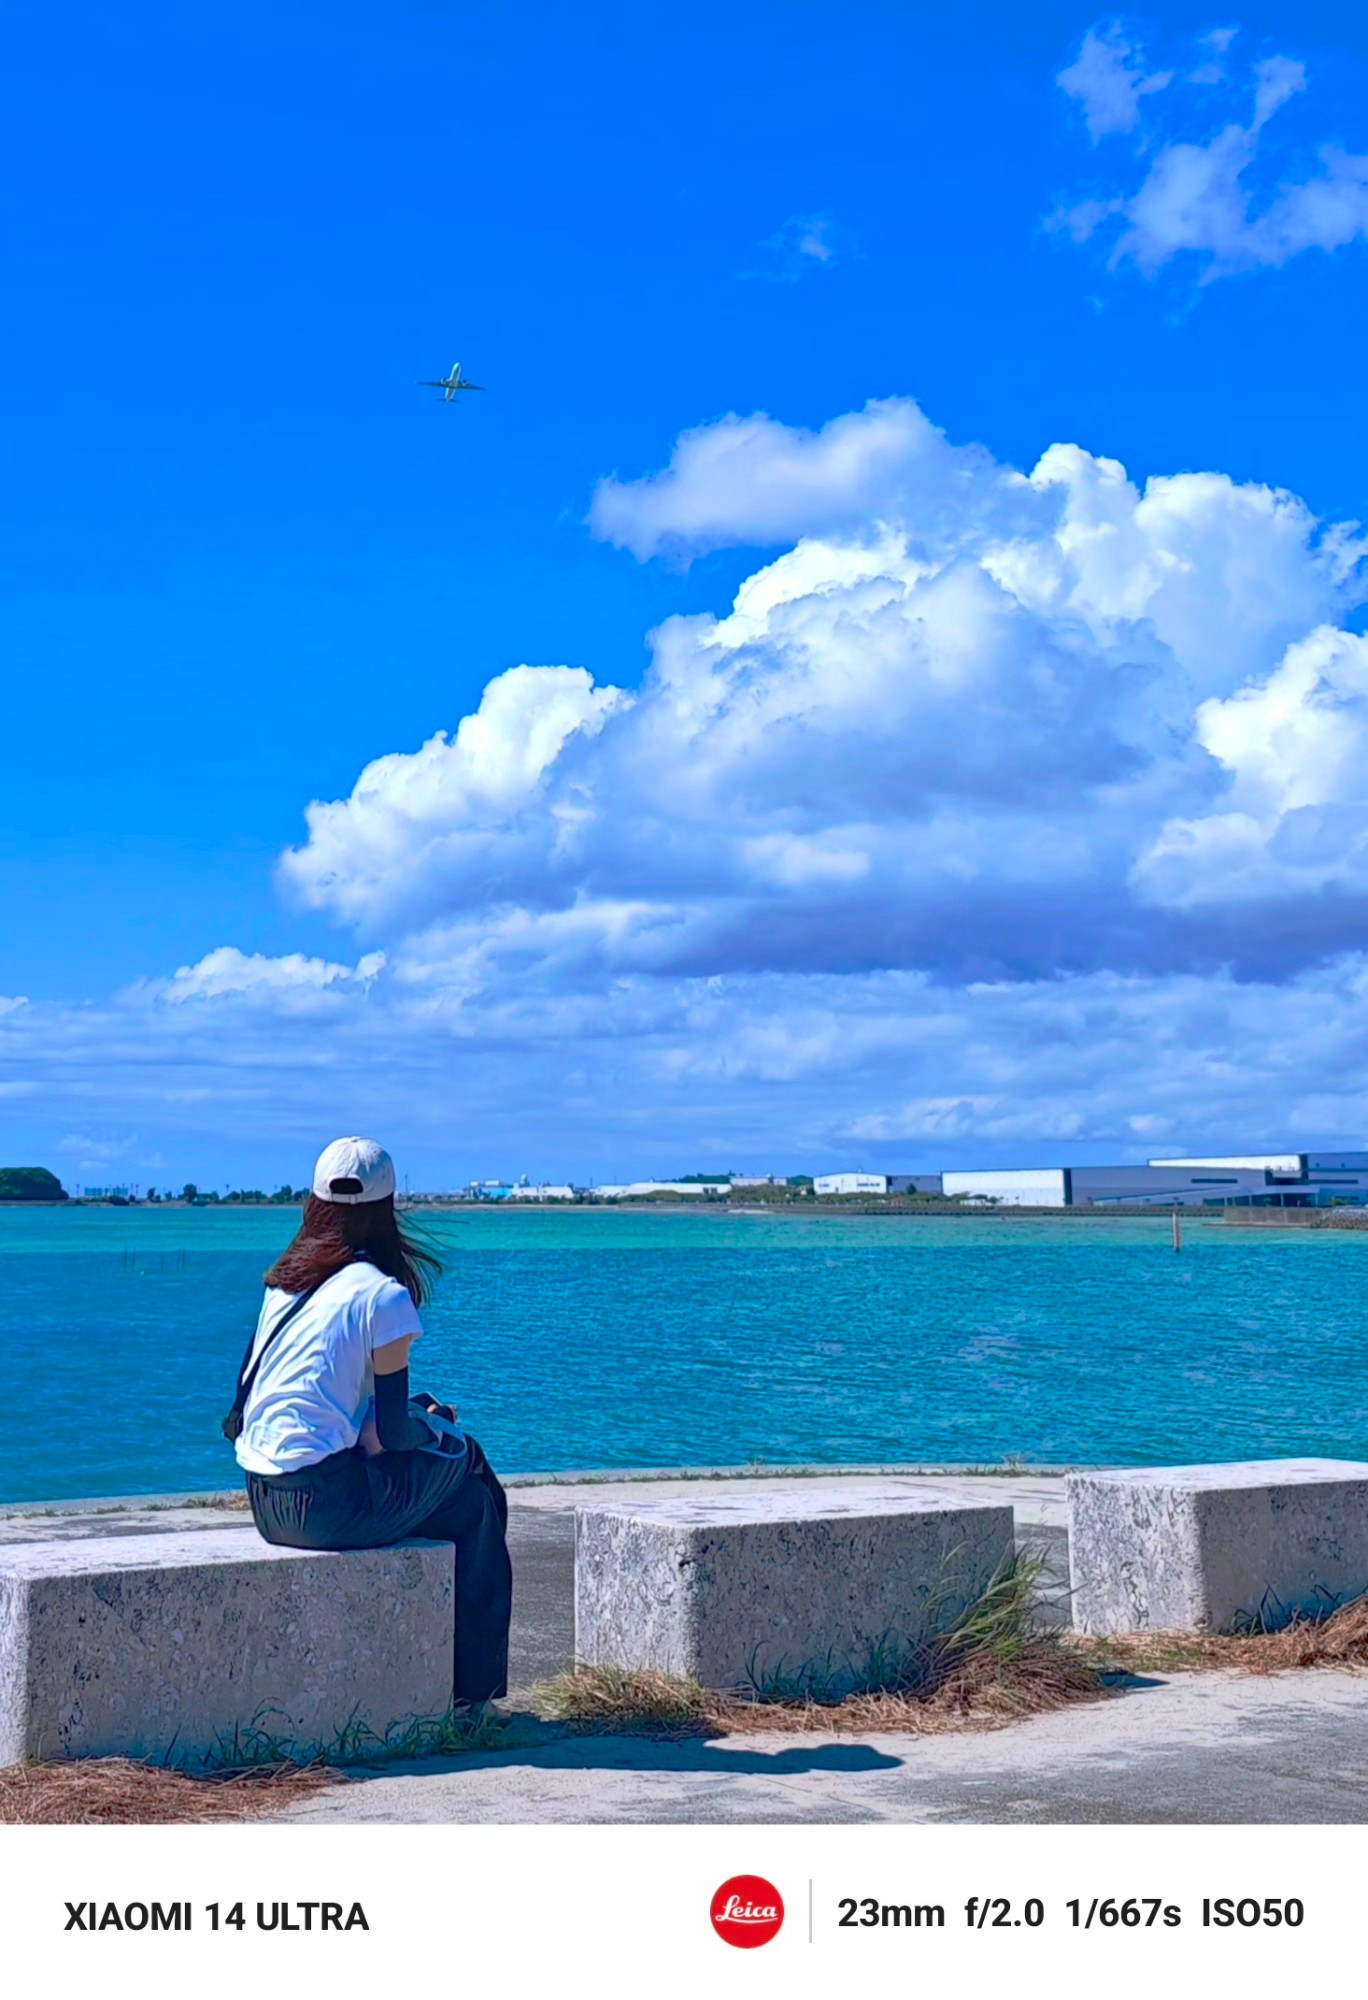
[{"xmin": 418, "ymin": 361, "xmax": 485, "ymax": 401}]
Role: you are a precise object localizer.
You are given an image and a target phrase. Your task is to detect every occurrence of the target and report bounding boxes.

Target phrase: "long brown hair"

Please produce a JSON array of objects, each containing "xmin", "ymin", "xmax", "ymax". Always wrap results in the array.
[{"xmin": 264, "ymin": 1194, "xmax": 444, "ymax": 1306}]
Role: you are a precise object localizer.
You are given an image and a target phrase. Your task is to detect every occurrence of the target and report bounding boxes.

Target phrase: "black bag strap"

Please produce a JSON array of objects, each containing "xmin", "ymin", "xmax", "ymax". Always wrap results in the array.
[{"xmin": 222, "ymin": 1273, "xmax": 334, "ymax": 1443}]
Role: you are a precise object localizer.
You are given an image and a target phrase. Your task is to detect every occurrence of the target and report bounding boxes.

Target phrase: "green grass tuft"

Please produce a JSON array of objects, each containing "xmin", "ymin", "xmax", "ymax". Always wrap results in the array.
[{"xmin": 198, "ymin": 1700, "xmax": 508, "ymax": 1772}]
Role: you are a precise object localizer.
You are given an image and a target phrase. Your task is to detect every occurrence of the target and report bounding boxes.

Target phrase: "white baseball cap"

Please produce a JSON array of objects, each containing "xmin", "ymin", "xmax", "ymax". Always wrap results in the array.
[{"xmin": 312, "ymin": 1136, "xmax": 397, "ymax": 1205}]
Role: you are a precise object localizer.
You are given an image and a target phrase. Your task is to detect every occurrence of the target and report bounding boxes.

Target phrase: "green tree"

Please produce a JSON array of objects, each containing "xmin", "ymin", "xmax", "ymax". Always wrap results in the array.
[
  {"xmin": 181, "ymin": 1183, "xmax": 199, "ymax": 1203},
  {"xmin": 0, "ymin": 1167, "xmax": 68, "ymax": 1202}
]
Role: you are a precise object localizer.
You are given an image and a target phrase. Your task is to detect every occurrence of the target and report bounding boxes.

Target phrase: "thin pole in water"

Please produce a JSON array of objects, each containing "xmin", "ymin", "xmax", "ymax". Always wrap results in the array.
[{"xmin": 1172, "ymin": 1209, "xmax": 1182, "ymax": 1252}]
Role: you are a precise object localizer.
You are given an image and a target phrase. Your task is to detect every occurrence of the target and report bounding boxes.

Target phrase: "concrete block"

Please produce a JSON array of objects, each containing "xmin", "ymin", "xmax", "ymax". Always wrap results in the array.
[
  {"xmin": 574, "ymin": 1486, "xmax": 1014, "ymax": 1691},
  {"xmin": 0, "ymin": 1527, "xmax": 454, "ymax": 1765},
  {"xmin": 1068, "ymin": 1458, "xmax": 1368, "ymax": 1634}
]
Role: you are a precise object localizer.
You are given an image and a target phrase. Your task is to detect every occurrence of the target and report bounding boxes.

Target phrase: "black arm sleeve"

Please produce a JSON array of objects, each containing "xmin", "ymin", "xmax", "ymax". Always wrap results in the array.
[{"xmin": 373, "ymin": 1366, "xmax": 434, "ymax": 1452}]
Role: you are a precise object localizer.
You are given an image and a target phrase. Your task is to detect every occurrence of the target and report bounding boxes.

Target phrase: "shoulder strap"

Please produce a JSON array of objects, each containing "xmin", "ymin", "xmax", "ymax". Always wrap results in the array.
[{"xmin": 223, "ymin": 1270, "xmax": 339, "ymax": 1440}]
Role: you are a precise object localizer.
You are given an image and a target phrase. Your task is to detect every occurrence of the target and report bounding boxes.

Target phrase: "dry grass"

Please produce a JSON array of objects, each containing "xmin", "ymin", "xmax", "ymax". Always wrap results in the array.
[
  {"xmin": 1070, "ymin": 1593, "xmax": 1368, "ymax": 1679},
  {"xmin": 714, "ymin": 1643, "xmax": 1106, "ymax": 1734},
  {"xmin": 0, "ymin": 1699, "xmax": 516, "ymax": 1825},
  {"xmin": 0, "ymin": 1757, "xmax": 338, "ymax": 1826},
  {"xmin": 537, "ymin": 1645, "xmax": 1108, "ymax": 1739},
  {"xmin": 537, "ymin": 1664, "xmax": 711, "ymax": 1728},
  {"xmin": 537, "ymin": 1549, "xmax": 1112, "ymax": 1737},
  {"xmin": 539, "ymin": 1592, "xmax": 1368, "ymax": 1737},
  {"xmin": 1068, "ymin": 1630, "xmax": 1231, "ymax": 1674}
]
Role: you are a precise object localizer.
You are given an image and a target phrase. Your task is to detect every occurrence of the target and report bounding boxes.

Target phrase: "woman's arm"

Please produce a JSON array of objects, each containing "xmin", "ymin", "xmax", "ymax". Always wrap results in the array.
[
  {"xmin": 370, "ymin": 1336, "xmax": 435, "ymax": 1452},
  {"xmin": 373, "ymin": 1335, "xmax": 414, "ymax": 1378}
]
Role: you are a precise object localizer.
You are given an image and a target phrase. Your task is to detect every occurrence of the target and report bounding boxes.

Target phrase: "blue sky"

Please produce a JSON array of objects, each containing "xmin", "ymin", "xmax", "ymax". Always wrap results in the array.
[{"xmin": 5, "ymin": 1, "xmax": 1368, "ymax": 1190}]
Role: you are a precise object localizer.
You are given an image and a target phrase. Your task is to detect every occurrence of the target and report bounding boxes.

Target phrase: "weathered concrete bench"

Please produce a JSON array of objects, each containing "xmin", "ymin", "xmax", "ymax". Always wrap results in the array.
[
  {"xmin": 0, "ymin": 1527, "xmax": 453, "ymax": 1765},
  {"xmin": 1068, "ymin": 1458, "xmax": 1368, "ymax": 1634},
  {"xmin": 574, "ymin": 1486, "xmax": 1013, "ymax": 1692}
]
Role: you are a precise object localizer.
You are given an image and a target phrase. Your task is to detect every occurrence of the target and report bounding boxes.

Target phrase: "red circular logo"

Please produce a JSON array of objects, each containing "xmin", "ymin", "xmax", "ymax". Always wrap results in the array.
[{"xmin": 710, "ymin": 1875, "xmax": 784, "ymax": 1948}]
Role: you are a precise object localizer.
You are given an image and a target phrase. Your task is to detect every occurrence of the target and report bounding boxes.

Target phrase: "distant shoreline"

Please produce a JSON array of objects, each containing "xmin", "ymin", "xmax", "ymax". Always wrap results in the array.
[{"xmin": 5, "ymin": 1197, "xmax": 1361, "ymax": 1226}]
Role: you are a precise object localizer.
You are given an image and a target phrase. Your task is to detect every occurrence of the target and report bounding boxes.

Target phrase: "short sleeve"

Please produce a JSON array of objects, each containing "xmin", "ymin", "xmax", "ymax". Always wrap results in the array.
[{"xmin": 365, "ymin": 1275, "xmax": 423, "ymax": 1352}]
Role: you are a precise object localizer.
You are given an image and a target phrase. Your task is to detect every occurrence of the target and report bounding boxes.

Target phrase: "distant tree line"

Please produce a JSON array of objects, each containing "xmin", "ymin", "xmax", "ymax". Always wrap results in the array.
[
  {"xmin": 160, "ymin": 1184, "xmax": 307, "ymax": 1205},
  {"xmin": 0, "ymin": 1167, "xmax": 68, "ymax": 1202},
  {"xmin": 0, "ymin": 1170, "xmax": 316, "ymax": 1205}
]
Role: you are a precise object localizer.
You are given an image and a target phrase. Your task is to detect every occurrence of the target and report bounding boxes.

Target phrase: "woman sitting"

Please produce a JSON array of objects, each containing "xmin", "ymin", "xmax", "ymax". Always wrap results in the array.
[{"xmin": 234, "ymin": 1136, "xmax": 511, "ymax": 1709}]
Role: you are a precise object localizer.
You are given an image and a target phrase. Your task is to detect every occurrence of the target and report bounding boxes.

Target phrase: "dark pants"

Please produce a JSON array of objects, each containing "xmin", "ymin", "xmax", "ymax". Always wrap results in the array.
[{"xmin": 247, "ymin": 1433, "xmax": 512, "ymax": 1704}]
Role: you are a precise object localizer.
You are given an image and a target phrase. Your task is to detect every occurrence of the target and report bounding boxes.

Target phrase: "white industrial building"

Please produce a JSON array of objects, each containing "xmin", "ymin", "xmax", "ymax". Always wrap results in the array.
[
  {"xmin": 813, "ymin": 1172, "xmax": 889, "ymax": 1196},
  {"xmin": 942, "ymin": 1168, "xmax": 1068, "ymax": 1207},
  {"xmin": 592, "ymin": 1181, "xmax": 730, "ymax": 1199},
  {"xmin": 942, "ymin": 1153, "xmax": 1368, "ymax": 1209}
]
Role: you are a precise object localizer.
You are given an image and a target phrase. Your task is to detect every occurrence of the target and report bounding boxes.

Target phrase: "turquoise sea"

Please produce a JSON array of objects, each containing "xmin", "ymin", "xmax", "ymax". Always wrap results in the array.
[{"xmin": 5, "ymin": 1204, "xmax": 1367, "ymax": 1504}]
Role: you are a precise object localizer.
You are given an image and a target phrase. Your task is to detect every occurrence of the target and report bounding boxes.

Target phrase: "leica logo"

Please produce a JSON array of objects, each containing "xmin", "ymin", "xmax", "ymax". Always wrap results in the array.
[
  {"xmin": 710, "ymin": 1875, "xmax": 784, "ymax": 1948},
  {"xmin": 719, "ymin": 1896, "xmax": 777, "ymax": 1923}
]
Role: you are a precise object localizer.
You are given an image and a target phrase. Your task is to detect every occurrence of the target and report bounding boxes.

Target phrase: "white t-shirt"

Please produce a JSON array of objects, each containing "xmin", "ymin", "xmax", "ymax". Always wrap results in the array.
[{"xmin": 235, "ymin": 1260, "xmax": 423, "ymax": 1477}]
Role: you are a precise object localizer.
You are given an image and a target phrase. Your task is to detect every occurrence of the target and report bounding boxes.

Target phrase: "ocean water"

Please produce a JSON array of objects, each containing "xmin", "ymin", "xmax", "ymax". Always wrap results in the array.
[{"xmin": 5, "ymin": 1204, "xmax": 1367, "ymax": 1504}]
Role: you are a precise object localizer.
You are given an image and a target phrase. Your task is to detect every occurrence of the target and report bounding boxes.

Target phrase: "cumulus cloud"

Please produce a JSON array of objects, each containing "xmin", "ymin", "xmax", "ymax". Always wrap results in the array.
[
  {"xmin": 1053, "ymin": 25, "xmax": 1368, "ymax": 280},
  {"xmin": 1133, "ymin": 628, "xmax": 1368, "ymax": 906},
  {"xmin": 587, "ymin": 399, "xmax": 995, "ymax": 563},
  {"xmin": 279, "ymin": 397, "xmax": 1367, "ymax": 982},
  {"xmin": 10, "ymin": 392, "xmax": 1368, "ymax": 1170},
  {"xmin": 282, "ymin": 666, "xmax": 629, "ymax": 929}
]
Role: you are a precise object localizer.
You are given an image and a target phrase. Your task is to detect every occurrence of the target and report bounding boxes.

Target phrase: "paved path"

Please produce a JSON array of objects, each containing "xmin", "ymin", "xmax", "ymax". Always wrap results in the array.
[{"xmin": 278, "ymin": 1672, "xmax": 1368, "ymax": 1825}]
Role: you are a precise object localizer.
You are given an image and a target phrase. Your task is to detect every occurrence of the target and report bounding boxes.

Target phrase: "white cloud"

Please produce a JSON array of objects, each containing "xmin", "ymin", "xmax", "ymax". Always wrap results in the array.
[
  {"xmin": 994, "ymin": 443, "xmax": 1361, "ymax": 692},
  {"xmin": 745, "ymin": 214, "xmax": 845, "ymax": 281},
  {"xmin": 1133, "ymin": 628, "xmax": 1368, "ymax": 905},
  {"xmin": 281, "ymin": 665, "xmax": 629, "ymax": 929},
  {"xmin": 1054, "ymin": 28, "xmax": 1368, "ymax": 280},
  {"xmin": 58, "ymin": 1132, "xmax": 139, "ymax": 1163},
  {"xmin": 282, "ymin": 396, "xmax": 1366, "ymax": 984},
  {"xmin": 159, "ymin": 946, "xmax": 386, "ymax": 1004},
  {"xmin": 9, "ymin": 393, "xmax": 1368, "ymax": 1171},
  {"xmin": 11, "ymin": 954, "xmax": 1368, "ymax": 1174},
  {"xmin": 587, "ymin": 399, "xmax": 991, "ymax": 563},
  {"xmin": 1057, "ymin": 22, "xmax": 1173, "ymax": 142},
  {"xmin": 795, "ymin": 220, "xmax": 834, "ymax": 264},
  {"xmin": 1187, "ymin": 29, "xmax": 1239, "ymax": 90}
]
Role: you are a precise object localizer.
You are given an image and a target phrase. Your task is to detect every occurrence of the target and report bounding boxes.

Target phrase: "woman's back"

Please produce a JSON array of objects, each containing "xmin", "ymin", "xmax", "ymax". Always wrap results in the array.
[
  {"xmin": 241, "ymin": 1138, "xmax": 510, "ymax": 1706},
  {"xmin": 235, "ymin": 1259, "xmax": 422, "ymax": 1476}
]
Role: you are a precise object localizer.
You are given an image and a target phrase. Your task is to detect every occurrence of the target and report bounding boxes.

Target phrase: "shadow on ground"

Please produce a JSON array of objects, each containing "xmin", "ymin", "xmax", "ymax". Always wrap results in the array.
[{"xmin": 358, "ymin": 1728, "xmax": 904, "ymax": 1784}]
